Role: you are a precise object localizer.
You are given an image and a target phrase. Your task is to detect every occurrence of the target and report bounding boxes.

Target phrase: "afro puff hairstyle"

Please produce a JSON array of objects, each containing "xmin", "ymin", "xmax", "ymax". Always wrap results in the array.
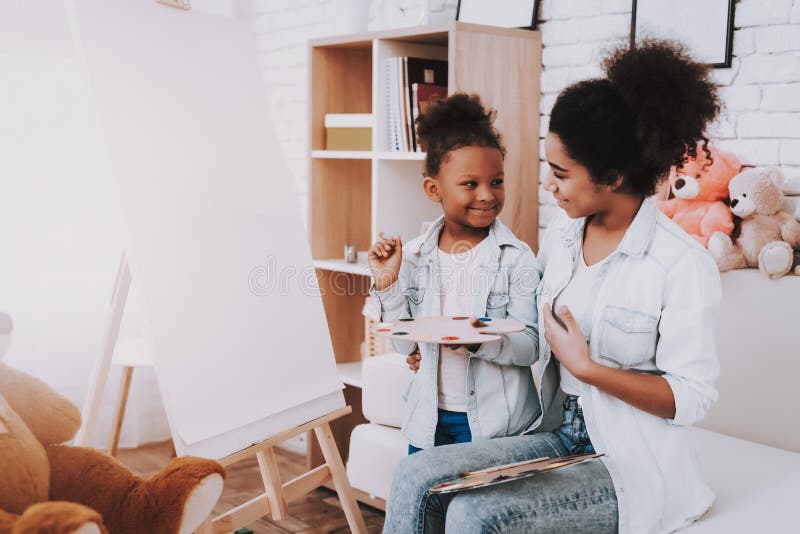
[
  {"xmin": 549, "ymin": 39, "xmax": 721, "ymax": 197},
  {"xmin": 415, "ymin": 93, "xmax": 506, "ymax": 178}
]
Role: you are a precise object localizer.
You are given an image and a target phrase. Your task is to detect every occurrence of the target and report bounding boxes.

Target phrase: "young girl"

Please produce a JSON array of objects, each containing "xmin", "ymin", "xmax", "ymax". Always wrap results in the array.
[
  {"xmin": 368, "ymin": 94, "xmax": 541, "ymax": 454},
  {"xmin": 386, "ymin": 40, "xmax": 722, "ymax": 533}
]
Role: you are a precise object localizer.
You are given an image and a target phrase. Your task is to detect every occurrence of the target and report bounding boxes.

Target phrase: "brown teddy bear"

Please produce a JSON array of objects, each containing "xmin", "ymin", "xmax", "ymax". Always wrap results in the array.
[
  {"xmin": 708, "ymin": 167, "xmax": 800, "ymax": 279},
  {"xmin": 657, "ymin": 145, "xmax": 740, "ymax": 247},
  {"xmin": 0, "ymin": 313, "xmax": 226, "ymax": 534}
]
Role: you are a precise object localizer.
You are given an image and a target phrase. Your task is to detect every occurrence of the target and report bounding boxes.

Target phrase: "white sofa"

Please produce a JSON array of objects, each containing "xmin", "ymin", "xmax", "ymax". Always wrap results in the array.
[{"xmin": 346, "ymin": 270, "xmax": 800, "ymax": 531}]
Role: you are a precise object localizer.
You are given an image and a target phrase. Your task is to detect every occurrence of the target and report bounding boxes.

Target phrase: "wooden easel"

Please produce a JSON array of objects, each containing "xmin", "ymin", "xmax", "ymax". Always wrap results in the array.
[
  {"xmin": 76, "ymin": 253, "xmax": 367, "ymax": 533},
  {"xmin": 196, "ymin": 406, "xmax": 365, "ymax": 533}
]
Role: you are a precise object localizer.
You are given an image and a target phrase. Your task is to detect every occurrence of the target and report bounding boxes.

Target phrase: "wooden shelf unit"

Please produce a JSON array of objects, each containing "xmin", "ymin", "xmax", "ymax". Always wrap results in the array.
[{"xmin": 306, "ymin": 21, "xmax": 542, "ymax": 491}]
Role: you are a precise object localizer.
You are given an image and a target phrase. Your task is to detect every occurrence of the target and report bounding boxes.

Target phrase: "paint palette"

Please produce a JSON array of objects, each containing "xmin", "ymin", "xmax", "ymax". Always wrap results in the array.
[
  {"xmin": 429, "ymin": 453, "xmax": 604, "ymax": 494},
  {"xmin": 372, "ymin": 316, "xmax": 525, "ymax": 345}
]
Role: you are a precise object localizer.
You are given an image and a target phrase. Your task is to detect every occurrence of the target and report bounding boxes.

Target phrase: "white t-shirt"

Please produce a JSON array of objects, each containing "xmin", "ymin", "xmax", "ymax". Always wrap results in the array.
[
  {"xmin": 435, "ymin": 238, "xmax": 489, "ymax": 411},
  {"xmin": 553, "ymin": 251, "xmax": 601, "ymax": 396}
]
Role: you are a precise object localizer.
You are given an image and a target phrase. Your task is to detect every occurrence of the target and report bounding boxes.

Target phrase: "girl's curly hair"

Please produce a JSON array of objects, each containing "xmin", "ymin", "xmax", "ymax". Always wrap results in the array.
[
  {"xmin": 416, "ymin": 93, "xmax": 506, "ymax": 177},
  {"xmin": 549, "ymin": 39, "xmax": 721, "ymax": 196}
]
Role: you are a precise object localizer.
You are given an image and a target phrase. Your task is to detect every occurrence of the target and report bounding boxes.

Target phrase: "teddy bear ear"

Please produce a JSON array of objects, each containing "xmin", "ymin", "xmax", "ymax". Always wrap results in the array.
[
  {"xmin": 767, "ymin": 166, "xmax": 785, "ymax": 188},
  {"xmin": 754, "ymin": 172, "xmax": 782, "ymax": 214}
]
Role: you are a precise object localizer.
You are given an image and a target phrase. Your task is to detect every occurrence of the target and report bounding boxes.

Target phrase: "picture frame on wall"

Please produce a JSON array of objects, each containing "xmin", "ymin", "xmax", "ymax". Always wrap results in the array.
[
  {"xmin": 631, "ymin": 0, "xmax": 736, "ymax": 68},
  {"xmin": 456, "ymin": 0, "xmax": 541, "ymax": 30}
]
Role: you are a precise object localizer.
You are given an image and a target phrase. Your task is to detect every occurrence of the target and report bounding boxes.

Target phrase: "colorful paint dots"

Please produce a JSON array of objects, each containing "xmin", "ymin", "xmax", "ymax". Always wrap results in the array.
[
  {"xmin": 377, "ymin": 328, "xmax": 391, "ymax": 332},
  {"xmin": 441, "ymin": 336, "xmax": 460, "ymax": 341},
  {"xmin": 479, "ymin": 317, "xmax": 492, "ymax": 322},
  {"xmin": 452, "ymin": 316, "xmax": 469, "ymax": 320},
  {"xmin": 393, "ymin": 331, "xmax": 409, "ymax": 336},
  {"xmin": 399, "ymin": 318, "xmax": 415, "ymax": 322}
]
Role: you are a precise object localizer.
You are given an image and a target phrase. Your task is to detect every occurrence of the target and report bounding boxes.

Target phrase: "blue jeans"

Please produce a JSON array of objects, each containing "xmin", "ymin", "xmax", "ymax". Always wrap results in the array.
[
  {"xmin": 409, "ymin": 410, "xmax": 472, "ymax": 455},
  {"xmin": 384, "ymin": 395, "xmax": 618, "ymax": 533},
  {"xmin": 554, "ymin": 394, "xmax": 596, "ymax": 455}
]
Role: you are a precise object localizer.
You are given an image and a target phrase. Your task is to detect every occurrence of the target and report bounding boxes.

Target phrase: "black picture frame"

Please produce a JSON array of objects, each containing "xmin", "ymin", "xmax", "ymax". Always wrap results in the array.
[
  {"xmin": 456, "ymin": 0, "xmax": 541, "ymax": 31},
  {"xmin": 631, "ymin": 0, "xmax": 735, "ymax": 68}
]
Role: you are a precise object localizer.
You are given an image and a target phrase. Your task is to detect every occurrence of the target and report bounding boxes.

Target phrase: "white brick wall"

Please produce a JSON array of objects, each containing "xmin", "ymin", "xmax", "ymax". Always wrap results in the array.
[
  {"xmin": 242, "ymin": 0, "xmax": 376, "ymax": 210},
  {"xmin": 736, "ymin": 0, "xmax": 793, "ymax": 26},
  {"xmin": 242, "ymin": 0, "xmax": 800, "ymax": 231}
]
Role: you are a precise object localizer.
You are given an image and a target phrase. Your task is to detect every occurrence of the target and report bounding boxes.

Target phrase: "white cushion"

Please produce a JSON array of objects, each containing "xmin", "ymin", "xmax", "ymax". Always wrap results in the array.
[
  {"xmin": 686, "ymin": 427, "xmax": 800, "ymax": 532},
  {"xmin": 704, "ymin": 271, "xmax": 800, "ymax": 452},
  {"xmin": 347, "ymin": 423, "xmax": 407, "ymax": 500},
  {"xmin": 362, "ymin": 353, "xmax": 414, "ymax": 428}
]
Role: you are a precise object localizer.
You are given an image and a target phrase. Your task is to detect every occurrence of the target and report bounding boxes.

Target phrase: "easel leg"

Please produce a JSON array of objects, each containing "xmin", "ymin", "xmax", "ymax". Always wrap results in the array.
[
  {"xmin": 256, "ymin": 448, "xmax": 289, "ymax": 520},
  {"xmin": 108, "ymin": 366, "xmax": 134, "ymax": 456},
  {"xmin": 314, "ymin": 422, "xmax": 368, "ymax": 534},
  {"xmin": 74, "ymin": 252, "xmax": 131, "ymax": 446}
]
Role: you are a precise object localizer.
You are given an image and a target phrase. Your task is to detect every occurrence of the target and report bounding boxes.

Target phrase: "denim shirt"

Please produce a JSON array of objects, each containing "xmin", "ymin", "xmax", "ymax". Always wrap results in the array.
[
  {"xmin": 372, "ymin": 216, "xmax": 542, "ymax": 449},
  {"xmin": 532, "ymin": 199, "xmax": 721, "ymax": 534}
]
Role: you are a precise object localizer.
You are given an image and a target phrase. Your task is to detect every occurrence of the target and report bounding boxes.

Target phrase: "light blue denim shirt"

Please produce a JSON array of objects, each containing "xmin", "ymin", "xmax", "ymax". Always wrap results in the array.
[
  {"xmin": 372, "ymin": 216, "xmax": 542, "ymax": 449},
  {"xmin": 532, "ymin": 199, "xmax": 721, "ymax": 534}
]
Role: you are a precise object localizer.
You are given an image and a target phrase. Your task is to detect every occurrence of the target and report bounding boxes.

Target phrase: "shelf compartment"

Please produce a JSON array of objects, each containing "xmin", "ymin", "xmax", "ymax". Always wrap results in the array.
[
  {"xmin": 310, "ymin": 44, "xmax": 372, "ymax": 152},
  {"xmin": 372, "ymin": 159, "xmax": 441, "ymax": 244},
  {"xmin": 310, "ymin": 159, "xmax": 371, "ymax": 259},
  {"xmin": 315, "ymin": 268, "xmax": 371, "ymax": 364}
]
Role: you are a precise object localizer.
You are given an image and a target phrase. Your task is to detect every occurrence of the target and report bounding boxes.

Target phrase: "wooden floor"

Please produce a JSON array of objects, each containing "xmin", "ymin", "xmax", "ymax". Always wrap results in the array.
[{"xmin": 118, "ymin": 441, "xmax": 386, "ymax": 533}]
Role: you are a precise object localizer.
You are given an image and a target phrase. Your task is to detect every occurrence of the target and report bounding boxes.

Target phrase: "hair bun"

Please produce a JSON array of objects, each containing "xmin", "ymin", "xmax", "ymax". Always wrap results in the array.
[
  {"xmin": 603, "ymin": 39, "xmax": 720, "ymax": 174},
  {"xmin": 416, "ymin": 93, "xmax": 494, "ymax": 141},
  {"xmin": 416, "ymin": 93, "xmax": 505, "ymax": 177}
]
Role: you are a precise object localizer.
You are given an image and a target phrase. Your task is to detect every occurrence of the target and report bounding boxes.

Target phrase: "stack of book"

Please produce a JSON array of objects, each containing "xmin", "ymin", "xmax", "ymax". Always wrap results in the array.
[
  {"xmin": 325, "ymin": 113, "xmax": 373, "ymax": 151},
  {"xmin": 384, "ymin": 56, "xmax": 448, "ymax": 153}
]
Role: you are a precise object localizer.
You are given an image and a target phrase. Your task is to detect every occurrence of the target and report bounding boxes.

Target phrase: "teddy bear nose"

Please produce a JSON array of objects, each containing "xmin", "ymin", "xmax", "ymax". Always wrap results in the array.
[
  {"xmin": 675, "ymin": 178, "xmax": 685, "ymax": 190},
  {"xmin": 731, "ymin": 199, "xmax": 739, "ymax": 208}
]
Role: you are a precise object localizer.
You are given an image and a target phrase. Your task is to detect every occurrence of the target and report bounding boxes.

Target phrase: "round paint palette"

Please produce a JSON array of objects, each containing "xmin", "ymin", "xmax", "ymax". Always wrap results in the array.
[{"xmin": 372, "ymin": 316, "xmax": 525, "ymax": 345}]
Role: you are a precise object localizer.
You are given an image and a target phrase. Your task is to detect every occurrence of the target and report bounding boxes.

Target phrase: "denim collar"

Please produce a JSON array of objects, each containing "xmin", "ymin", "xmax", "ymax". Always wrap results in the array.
[
  {"xmin": 416, "ymin": 215, "xmax": 520, "ymax": 262},
  {"xmin": 561, "ymin": 198, "xmax": 657, "ymax": 258}
]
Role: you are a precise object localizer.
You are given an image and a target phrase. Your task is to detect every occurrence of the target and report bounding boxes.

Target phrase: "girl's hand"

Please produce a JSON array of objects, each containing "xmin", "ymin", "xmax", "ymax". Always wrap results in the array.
[
  {"xmin": 406, "ymin": 349, "xmax": 421, "ymax": 372},
  {"xmin": 543, "ymin": 303, "xmax": 596, "ymax": 381},
  {"xmin": 404, "ymin": 320, "xmax": 484, "ymax": 372},
  {"xmin": 369, "ymin": 235, "xmax": 402, "ymax": 291},
  {"xmin": 441, "ymin": 318, "xmax": 484, "ymax": 351}
]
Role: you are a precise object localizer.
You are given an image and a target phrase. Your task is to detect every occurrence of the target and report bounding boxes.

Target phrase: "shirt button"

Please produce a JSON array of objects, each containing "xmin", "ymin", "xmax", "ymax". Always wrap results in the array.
[
  {"xmin": 472, "ymin": 417, "xmax": 477, "ymax": 422},
  {"xmin": 469, "ymin": 390, "xmax": 475, "ymax": 396}
]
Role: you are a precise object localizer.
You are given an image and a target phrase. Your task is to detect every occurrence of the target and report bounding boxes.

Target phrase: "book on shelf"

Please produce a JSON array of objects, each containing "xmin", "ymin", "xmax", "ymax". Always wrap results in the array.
[
  {"xmin": 324, "ymin": 113, "xmax": 372, "ymax": 128},
  {"xmin": 401, "ymin": 57, "xmax": 412, "ymax": 152},
  {"xmin": 405, "ymin": 58, "xmax": 447, "ymax": 152},
  {"xmin": 384, "ymin": 57, "xmax": 400, "ymax": 152},
  {"xmin": 411, "ymin": 83, "xmax": 447, "ymax": 152},
  {"xmin": 324, "ymin": 113, "xmax": 373, "ymax": 151},
  {"xmin": 383, "ymin": 56, "xmax": 448, "ymax": 152}
]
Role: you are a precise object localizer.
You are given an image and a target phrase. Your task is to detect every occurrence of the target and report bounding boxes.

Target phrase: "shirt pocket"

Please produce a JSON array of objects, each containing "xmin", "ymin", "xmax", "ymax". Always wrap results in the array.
[
  {"xmin": 599, "ymin": 305, "xmax": 658, "ymax": 368},
  {"xmin": 402, "ymin": 287, "xmax": 425, "ymax": 315},
  {"xmin": 485, "ymin": 291, "xmax": 510, "ymax": 318}
]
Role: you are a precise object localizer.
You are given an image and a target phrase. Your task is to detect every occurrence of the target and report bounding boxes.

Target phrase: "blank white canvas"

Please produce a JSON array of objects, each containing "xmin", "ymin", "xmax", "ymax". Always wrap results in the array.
[
  {"xmin": 458, "ymin": 0, "xmax": 535, "ymax": 28},
  {"xmin": 67, "ymin": 0, "xmax": 344, "ymax": 455},
  {"xmin": 635, "ymin": 0, "xmax": 730, "ymax": 64}
]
